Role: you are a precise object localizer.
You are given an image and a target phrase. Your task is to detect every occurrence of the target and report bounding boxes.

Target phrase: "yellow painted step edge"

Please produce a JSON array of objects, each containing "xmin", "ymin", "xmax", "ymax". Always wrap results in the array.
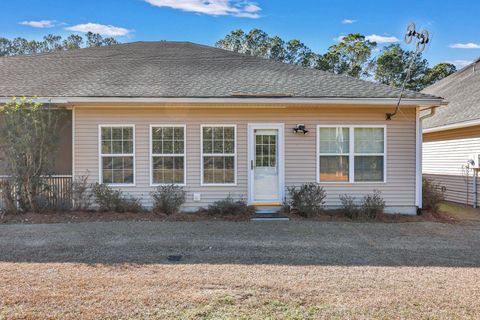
[{"xmin": 251, "ymin": 202, "xmax": 283, "ymax": 207}]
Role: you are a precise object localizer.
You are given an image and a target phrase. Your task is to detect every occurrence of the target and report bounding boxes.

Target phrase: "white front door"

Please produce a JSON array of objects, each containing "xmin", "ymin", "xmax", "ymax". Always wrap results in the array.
[{"xmin": 248, "ymin": 124, "xmax": 284, "ymax": 204}]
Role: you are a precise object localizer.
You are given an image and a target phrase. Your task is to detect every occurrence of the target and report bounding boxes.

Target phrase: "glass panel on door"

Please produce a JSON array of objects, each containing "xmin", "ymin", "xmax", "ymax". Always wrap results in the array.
[{"xmin": 253, "ymin": 129, "xmax": 279, "ymax": 201}]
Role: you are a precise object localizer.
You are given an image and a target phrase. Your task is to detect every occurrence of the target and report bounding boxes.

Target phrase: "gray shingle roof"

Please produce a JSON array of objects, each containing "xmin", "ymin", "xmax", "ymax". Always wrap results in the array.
[
  {"xmin": 423, "ymin": 59, "xmax": 480, "ymax": 129},
  {"xmin": 0, "ymin": 41, "xmax": 439, "ymax": 100}
]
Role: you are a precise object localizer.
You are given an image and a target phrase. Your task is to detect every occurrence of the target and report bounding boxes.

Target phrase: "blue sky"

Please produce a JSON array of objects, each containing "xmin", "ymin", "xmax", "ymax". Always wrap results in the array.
[{"xmin": 1, "ymin": 0, "xmax": 479, "ymax": 68}]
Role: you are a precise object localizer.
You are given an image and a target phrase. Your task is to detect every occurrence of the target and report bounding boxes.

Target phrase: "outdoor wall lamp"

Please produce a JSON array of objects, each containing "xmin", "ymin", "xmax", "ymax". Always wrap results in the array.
[{"xmin": 292, "ymin": 124, "xmax": 309, "ymax": 135}]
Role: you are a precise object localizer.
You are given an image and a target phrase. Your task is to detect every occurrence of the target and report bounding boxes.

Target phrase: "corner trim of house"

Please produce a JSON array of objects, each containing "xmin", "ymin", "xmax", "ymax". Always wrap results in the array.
[
  {"xmin": 415, "ymin": 107, "xmax": 422, "ymax": 209},
  {"xmin": 72, "ymin": 106, "xmax": 75, "ymax": 179}
]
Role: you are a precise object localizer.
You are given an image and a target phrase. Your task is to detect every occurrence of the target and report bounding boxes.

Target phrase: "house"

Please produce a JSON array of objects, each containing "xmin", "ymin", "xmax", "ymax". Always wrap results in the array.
[
  {"xmin": 0, "ymin": 41, "xmax": 444, "ymax": 214},
  {"xmin": 422, "ymin": 59, "xmax": 480, "ymax": 207}
]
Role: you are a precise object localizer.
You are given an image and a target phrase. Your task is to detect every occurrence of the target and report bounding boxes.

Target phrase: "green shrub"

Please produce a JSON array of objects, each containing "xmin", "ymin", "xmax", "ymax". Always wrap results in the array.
[
  {"xmin": 151, "ymin": 184, "xmax": 186, "ymax": 215},
  {"xmin": 422, "ymin": 177, "xmax": 444, "ymax": 213},
  {"xmin": 360, "ymin": 190, "xmax": 385, "ymax": 219},
  {"xmin": 287, "ymin": 183, "xmax": 326, "ymax": 217},
  {"xmin": 92, "ymin": 183, "xmax": 143, "ymax": 213},
  {"xmin": 207, "ymin": 196, "xmax": 250, "ymax": 215},
  {"xmin": 339, "ymin": 194, "xmax": 360, "ymax": 219},
  {"xmin": 72, "ymin": 175, "xmax": 94, "ymax": 211},
  {"xmin": 0, "ymin": 98, "xmax": 67, "ymax": 212}
]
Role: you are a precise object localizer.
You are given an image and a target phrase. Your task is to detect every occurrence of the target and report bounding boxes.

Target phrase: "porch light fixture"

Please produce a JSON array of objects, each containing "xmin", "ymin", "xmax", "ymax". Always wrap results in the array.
[{"xmin": 292, "ymin": 124, "xmax": 309, "ymax": 135}]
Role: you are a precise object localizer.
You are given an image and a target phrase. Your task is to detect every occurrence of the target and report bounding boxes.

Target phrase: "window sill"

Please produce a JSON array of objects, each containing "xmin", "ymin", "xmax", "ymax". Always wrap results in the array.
[
  {"xmin": 150, "ymin": 183, "xmax": 186, "ymax": 187},
  {"xmin": 104, "ymin": 183, "xmax": 136, "ymax": 187},
  {"xmin": 200, "ymin": 183, "xmax": 238, "ymax": 187}
]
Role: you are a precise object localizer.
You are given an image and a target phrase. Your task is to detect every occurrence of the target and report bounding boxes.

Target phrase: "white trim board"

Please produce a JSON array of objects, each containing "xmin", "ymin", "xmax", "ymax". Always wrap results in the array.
[
  {"xmin": 415, "ymin": 108, "xmax": 422, "ymax": 209},
  {"xmin": 200, "ymin": 124, "xmax": 238, "ymax": 187},
  {"xmin": 0, "ymin": 96, "xmax": 444, "ymax": 106},
  {"xmin": 149, "ymin": 124, "xmax": 187, "ymax": 187},
  {"xmin": 316, "ymin": 125, "xmax": 387, "ymax": 184},
  {"xmin": 98, "ymin": 124, "xmax": 136, "ymax": 187},
  {"xmin": 423, "ymin": 118, "xmax": 480, "ymax": 133},
  {"xmin": 247, "ymin": 123, "xmax": 285, "ymax": 204}
]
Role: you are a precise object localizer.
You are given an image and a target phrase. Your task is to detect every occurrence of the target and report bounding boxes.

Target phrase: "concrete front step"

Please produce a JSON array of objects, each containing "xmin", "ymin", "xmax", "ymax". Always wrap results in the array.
[
  {"xmin": 251, "ymin": 205, "xmax": 288, "ymax": 220},
  {"xmin": 253, "ymin": 205, "xmax": 282, "ymax": 214},
  {"xmin": 251, "ymin": 216, "xmax": 290, "ymax": 221}
]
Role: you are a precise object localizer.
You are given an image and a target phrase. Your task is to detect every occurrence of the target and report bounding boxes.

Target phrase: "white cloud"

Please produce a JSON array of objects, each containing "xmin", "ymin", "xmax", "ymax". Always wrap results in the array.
[
  {"xmin": 365, "ymin": 34, "xmax": 400, "ymax": 43},
  {"xmin": 144, "ymin": 0, "xmax": 261, "ymax": 18},
  {"xmin": 341, "ymin": 19, "xmax": 356, "ymax": 24},
  {"xmin": 334, "ymin": 34, "xmax": 399, "ymax": 44},
  {"xmin": 446, "ymin": 60, "xmax": 473, "ymax": 68},
  {"xmin": 19, "ymin": 20, "xmax": 56, "ymax": 28},
  {"xmin": 449, "ymin": 43, "xmax": 480, "ymax": 49},
  {"xmin": 65, "ymin": 23, "xmax": 131, "ymax": 36}
]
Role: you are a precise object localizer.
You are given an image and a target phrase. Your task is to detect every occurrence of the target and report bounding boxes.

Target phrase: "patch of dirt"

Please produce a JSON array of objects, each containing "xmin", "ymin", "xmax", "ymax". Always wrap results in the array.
[
  {"xmin": 0, "ymin": 205, "xmax": 465, "ymax": 225},
  {"xmin": 0, "ymin": 211, "xmax": 253, "ymax": 224},
  {"xmin": 285, "ymin": 209, "xmax": 439, "ymax": 223}
]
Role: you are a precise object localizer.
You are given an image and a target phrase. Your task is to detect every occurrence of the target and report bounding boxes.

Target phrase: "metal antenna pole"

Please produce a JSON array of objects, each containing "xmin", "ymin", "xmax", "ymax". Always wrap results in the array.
[{"xmin": 386, "ymin": 23, "xmax": 429, "ymax": 120}]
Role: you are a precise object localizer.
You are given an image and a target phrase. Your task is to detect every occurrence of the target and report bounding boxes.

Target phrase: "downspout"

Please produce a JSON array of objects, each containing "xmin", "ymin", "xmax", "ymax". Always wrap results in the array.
[
  {"xmin": 416, "ymin": 106, "xmax": 438, "ymax": 213},
  {"xmin": 419, "ymin": 106, "xmax": 437, "ymax": 121},
  {"xmin": 474, "ymin": 169, "xmax": 478, "ymax": 209}
]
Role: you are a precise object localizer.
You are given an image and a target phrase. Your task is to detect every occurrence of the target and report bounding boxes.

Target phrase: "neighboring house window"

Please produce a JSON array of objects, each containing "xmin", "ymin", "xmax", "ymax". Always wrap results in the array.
[
  {"xmin": 354, "ymin": 127, "xmax": 385, "ymax": 182},
  {"xmin": 201, "ymin": 125, "xmax": 236, "ymax": 185},
  {"xmin": 317, "ymin": 126, "xmax": 385, "ymax": 182},
  {"xmin": 151, "ymin": 125, "xmax": 186, "ymax": 185},
  {"xmin": 100, "ymin": 125, "xmax": 135, "ymax": 185},
  {"xmin": 318, "ymin": 127, "xmax": 350, "ymax": 182}
]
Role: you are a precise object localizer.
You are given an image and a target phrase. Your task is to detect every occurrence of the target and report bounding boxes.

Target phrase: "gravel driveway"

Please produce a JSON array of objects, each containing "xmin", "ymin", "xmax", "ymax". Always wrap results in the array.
[{"xmin": 1, "ymin": 221, "xmax": 479, "ymax": 266}]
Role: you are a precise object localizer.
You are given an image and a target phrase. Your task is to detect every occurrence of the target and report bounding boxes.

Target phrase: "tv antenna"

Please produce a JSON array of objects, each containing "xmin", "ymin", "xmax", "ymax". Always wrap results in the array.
[{"xmin": 386, "ymin": 22, "xmax": 430, "ymax": 120}]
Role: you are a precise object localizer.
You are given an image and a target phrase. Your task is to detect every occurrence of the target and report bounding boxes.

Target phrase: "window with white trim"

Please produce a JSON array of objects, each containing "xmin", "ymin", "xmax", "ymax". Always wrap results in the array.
[
  {"xmin": 202, "ymin": 125, "xmax": 236, "ymax": 184},
  {"xmin": 151, "ymin": 125, "xmax": 185, "ymax": 185},
  {"xmin": 318, "ymin": 127, "xmax": 350, "ymax": 182},
  {"xmin": 100, "ymin": 125, "xmax": 134, "ymax": 185},
  {"xmin": 318, "ymin": 126, "xmax": 385, "ymax": 182},
  {"xmin": 354, "ymin": 127, "xmax": 385, "ymax": 182}
]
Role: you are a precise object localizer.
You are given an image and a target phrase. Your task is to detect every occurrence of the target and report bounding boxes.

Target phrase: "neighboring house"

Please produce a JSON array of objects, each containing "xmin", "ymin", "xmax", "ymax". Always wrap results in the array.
[
  {"xmin": 423, "ymin": 59, "xmax": 480, "ymax": 207},
  {"xmin": 0, "ymin": 41, "xmax": 443, "ymax": 214}
]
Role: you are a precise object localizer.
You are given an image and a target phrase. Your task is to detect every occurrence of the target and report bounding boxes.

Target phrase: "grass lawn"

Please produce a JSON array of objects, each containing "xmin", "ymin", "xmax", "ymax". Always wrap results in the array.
[
  {"xmin": 1, "ymin": 202, "xmax": 480, "ymax": 319},
  {"xmin": 1, "ymin": 263, "xmax": 480, "ymax": 319},
  {"xmin": 437, "ymin": 201, "xmax": 480, "ymax": 222}
]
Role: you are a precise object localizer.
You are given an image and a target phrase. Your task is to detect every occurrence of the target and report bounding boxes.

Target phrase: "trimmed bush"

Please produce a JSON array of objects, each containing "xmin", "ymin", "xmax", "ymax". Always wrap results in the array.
[
  {"xmin": 92, "ymin": 183, "xmax": 143, "ymax": 213},
  {"xmin": 151, "ymin": 184, "xmax": 186, "ymax": 215},
  {"xmin": 339, "ymin": 194, "xmax": 360, "ymax": 219},
  {"xmin": 360, "ymin": 190, "xmax": 385, "ymax": 219},
  {"xmin": 422, "ymin": 177, "xmax": 444, "ymax": 213},
  {"xmin": 207, "ymin": 196, "xmax": 250, "ymax": 216},
  {"xmin": 287, "ymin": 183, "xmax": 326, "ymax": 217}
]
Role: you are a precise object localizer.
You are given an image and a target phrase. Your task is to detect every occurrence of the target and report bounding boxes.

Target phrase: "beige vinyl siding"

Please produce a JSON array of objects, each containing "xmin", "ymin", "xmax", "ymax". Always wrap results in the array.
[
  {"xmin": 423, "ymin": 125, "xmax": 480, "ymax": 206},
  {"xmin": 74, "ymin": 105, "xmax": 417, "ymax": 210}
]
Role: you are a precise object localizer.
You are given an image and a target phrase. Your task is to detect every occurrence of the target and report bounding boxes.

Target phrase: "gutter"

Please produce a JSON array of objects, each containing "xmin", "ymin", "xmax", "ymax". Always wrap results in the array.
[
  {"xmin": 424, "ymin": 117, "xmax": 480, "ymax": 133},
  {"xmin": 0, "ymin": 96, "xmax": 444, "ymax": 106},
  {"xmin": 419, "ymin": 106, "xmax": 437, "ymax": 121}
]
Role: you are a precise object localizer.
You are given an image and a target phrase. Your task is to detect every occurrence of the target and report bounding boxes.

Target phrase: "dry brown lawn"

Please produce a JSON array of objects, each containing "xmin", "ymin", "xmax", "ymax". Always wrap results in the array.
[{"xmin": 1, "ymin": 263, "xmax": 480, "ymax": 319}]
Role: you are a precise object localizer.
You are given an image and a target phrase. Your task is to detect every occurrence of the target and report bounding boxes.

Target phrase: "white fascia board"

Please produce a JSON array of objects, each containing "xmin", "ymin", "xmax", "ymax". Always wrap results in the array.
[
  {"xmin": 0, "ymin": 96, "xmax": 443, "ymax": 106},
  {"xmin": 423, "ymin": 118, "xmax": 480, "ymax": 133}
]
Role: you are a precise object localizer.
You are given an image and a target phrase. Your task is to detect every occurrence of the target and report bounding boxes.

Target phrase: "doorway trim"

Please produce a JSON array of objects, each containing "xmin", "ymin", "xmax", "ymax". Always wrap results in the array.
[{"xmin": 247, "ymin": 123, "xmax": 285, "ymax": 205}]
